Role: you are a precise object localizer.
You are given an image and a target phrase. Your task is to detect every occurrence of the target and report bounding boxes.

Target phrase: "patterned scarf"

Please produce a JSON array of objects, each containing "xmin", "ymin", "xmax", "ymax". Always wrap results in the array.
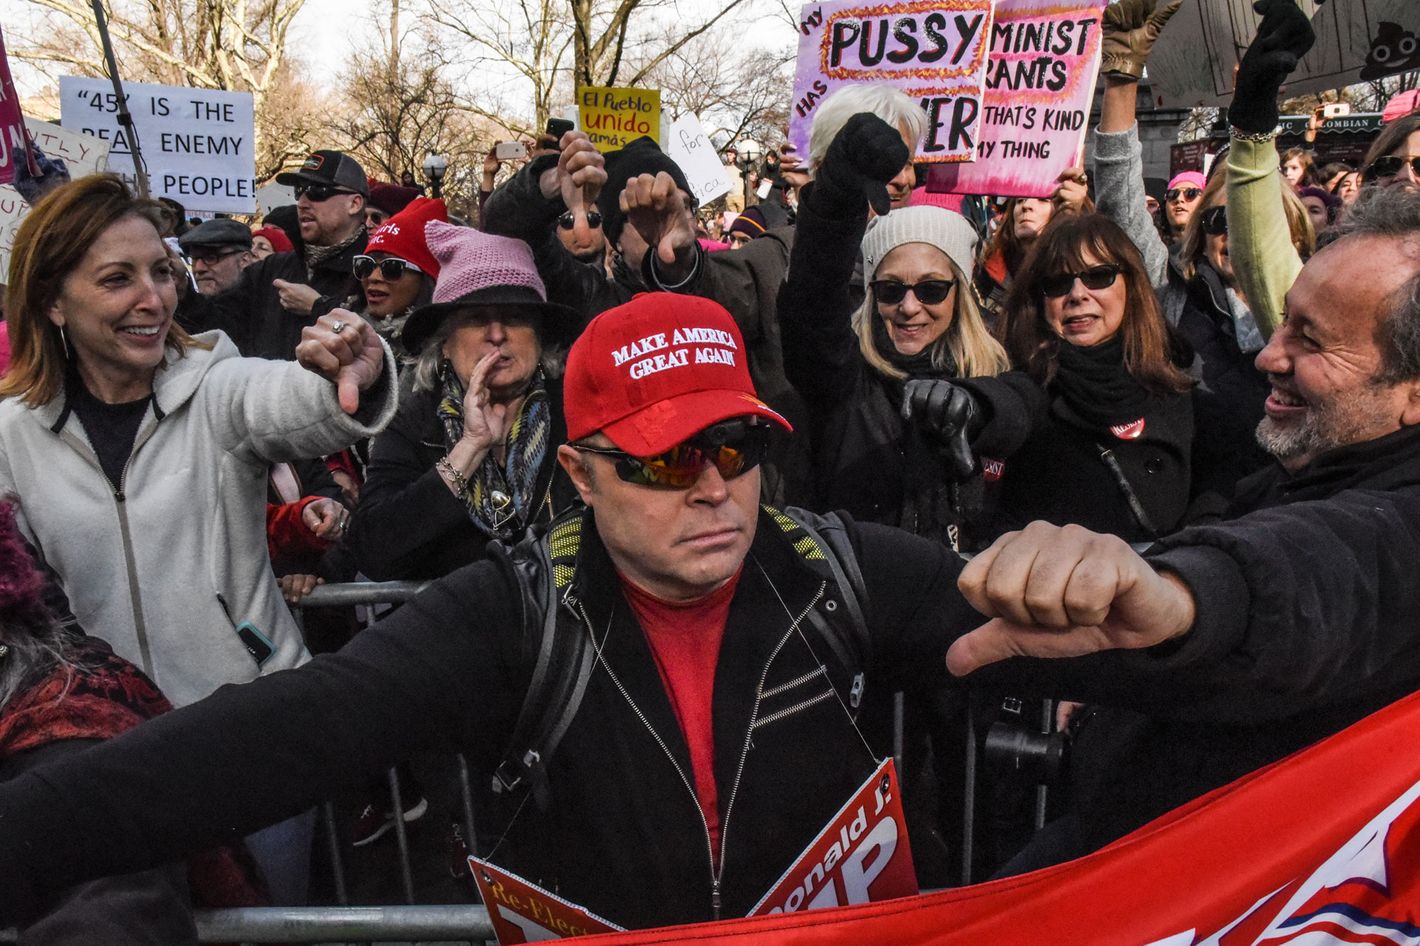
[
  {"xmin": 303, "ymin": 225, "xmax": 366, "ymax": 280},
  {"xmin": 436, "ymin": 362, "xmax": 551, "ymax": 541}
]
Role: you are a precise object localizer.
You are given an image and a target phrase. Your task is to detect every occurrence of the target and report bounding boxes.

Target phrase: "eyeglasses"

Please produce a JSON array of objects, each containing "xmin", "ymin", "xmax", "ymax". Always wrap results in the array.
[
  {"xmin": 188, "ymin": 247, "xmax": 246, "ymax": 265},
  {"xmin": 1165, "ymin": 187, "xmax": 1201, "ymax": 202},
  {"xmin": 353, "ymin": 255, "xmax": 424, "ymax": 280},
  {"xmin": 1039, "ymin": 264, "xmax": 1122, "ymax": 298},
  {"xmin": 870, "ymin": 279, "xmax": 956, "ymax": 306},
  {"xmin": 1199, "ymin": 205, "xmax": 1228, "ymax": 236},
  {"xmin": 1363, "ymin": 155, "xmax": 1420, "ymax": 184},
  {"xmin": 295, "ymin": 182, "xmax": 359, "ymax": 202},
  {"xmin": 558, "ymin": 210, "xmax": 603, "ymax": 230},
  {"xmin": 571, "ymin": 418, "xmax": 771, "ymax": 489}
]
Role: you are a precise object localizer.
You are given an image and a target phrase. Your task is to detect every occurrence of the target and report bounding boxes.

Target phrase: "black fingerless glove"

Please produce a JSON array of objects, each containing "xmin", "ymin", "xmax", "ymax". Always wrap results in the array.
[
  {"xmin": 902, "ymin": 379, "xmax": 983, "ymax": 480},
  {"xmin": 1230, "ymin": 0, "xmax": 1315, "ymax": 134},
  {"xmin": 812, "ymin": 112, "xmax": 911, "ymax": 217}
]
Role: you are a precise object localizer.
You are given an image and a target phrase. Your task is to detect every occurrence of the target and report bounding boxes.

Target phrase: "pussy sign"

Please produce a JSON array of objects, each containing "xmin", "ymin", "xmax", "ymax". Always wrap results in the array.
[
  {"xmin": 749, "ymin": 758, "xmax": 917, "ymax": 916},
  {"xmin": 788, "ymin": 0, "xmax": 995, "ymax": 164}
]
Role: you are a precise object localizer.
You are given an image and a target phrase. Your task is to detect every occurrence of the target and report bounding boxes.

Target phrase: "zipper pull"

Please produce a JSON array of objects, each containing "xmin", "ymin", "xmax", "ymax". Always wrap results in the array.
[
  {"xmin": 849, "ymin": 672, "xmax": 865, "ymax": 709},
  {"xmin": 711, "ymin": 879, "xmax": 722, "ymax": 920}
]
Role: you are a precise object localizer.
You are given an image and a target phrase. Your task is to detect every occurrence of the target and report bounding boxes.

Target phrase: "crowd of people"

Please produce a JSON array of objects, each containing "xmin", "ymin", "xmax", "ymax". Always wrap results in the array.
[{"xmin": 1, "ymin": 0, "xmax": 1419, "ymax": 938}]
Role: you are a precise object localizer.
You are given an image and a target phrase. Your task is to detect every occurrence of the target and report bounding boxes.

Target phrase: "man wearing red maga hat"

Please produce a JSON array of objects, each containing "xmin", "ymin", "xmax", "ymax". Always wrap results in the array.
[{"xmin": 0, "ymin": 291, "xmax": 987, "ymax": 932}]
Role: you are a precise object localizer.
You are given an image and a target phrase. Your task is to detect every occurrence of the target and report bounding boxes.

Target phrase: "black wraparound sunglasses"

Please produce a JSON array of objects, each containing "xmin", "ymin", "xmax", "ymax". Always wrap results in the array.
[
  {"xmin": 1040, "ymin": 264, "xmax": 1122, "ymax": 298},
  {"xmin": 353, "ymin": 255, "xmax": 424, "ymax": 280},
  {"xmin": 571, "ymin": 419, "xmax": 771, "ymax": 489}
]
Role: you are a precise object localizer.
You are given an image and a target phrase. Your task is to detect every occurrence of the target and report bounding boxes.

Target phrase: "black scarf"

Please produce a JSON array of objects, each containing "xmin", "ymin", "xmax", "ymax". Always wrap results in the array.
[{"xmin": 1051, "ymin": 336, "xmax": 1156, "ymax": 428}]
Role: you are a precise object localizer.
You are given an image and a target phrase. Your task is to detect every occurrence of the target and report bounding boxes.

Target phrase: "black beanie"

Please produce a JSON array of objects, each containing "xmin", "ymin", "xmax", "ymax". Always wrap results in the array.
[{"xmin": 597, "ymin": 136, "xmax": 696, "ymax": 244}]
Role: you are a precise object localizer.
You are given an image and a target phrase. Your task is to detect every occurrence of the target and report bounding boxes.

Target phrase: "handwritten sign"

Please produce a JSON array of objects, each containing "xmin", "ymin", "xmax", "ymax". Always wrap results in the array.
[
  {"xmin": 0, "ymin": 27, "xmax": 28, "ymax": 187},
  {"xmin": 468, "ymin": 856, "xmax": 624, "ymax": 943},
  {"xmin": 930, "ymin": 0, "xmax": 1105, "ymax": 198},
  {"xmin": 577, "ymin": 86, "xmax": 661, "ymax": 153},
  {"xmin": 788, "ymin": 0, "xmax": 995, "ymax": 164},
  {"xmin": 749, "ymin": 759, "xmax": 917, "ymax": 916},
  {"xmin": 59, "ymin": 77, "xmax": 256, "ymax": 213},
  {"xmin": 1148, "ymin": 0, "xmax": 1416, "ymax": 108},
  {"xmin": 663, "ymin": 113, "xmax": 732, "ymax": 205}
]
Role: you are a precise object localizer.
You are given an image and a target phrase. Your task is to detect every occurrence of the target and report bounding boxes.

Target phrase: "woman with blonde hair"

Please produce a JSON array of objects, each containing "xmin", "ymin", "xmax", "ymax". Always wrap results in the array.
[
  {"xmin": 779, "ymin": 111, "xmax": 1014, "ymax": 551},
  {"xmin": 0, "ymin": 173, "xmax": 395, "ymax": 900}
]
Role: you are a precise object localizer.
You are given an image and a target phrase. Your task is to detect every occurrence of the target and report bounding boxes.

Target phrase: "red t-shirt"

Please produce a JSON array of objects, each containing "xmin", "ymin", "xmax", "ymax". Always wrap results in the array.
[{"xmin": 620, "ymin": 569, "xmax": 742, "ymax": 859}]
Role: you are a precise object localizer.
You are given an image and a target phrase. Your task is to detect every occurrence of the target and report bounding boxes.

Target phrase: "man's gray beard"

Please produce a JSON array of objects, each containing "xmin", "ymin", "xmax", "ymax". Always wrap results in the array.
[{"xmin": 1254, "ymin": 383, "xmax": 1394, "ymax": 464}]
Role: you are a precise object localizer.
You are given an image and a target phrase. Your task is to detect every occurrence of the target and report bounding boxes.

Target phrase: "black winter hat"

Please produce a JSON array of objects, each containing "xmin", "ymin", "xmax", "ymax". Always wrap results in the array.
[{"xmin": 596, "ymin": 136, "xmax": 696, "ymax": 245}]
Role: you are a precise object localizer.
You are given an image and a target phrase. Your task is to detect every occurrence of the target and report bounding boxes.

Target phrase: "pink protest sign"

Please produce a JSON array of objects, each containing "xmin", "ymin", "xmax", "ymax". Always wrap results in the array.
[
  {"xmin": 929, "ymin": 0, "xmax": 1106, "ymax": 197},
  {"xmin": 788, "ymin": 0, "xmax": 995, "ymax": 164},
  {"xmin": 0, "ymin": 26, "xmax": 30, "ymax": 187}
]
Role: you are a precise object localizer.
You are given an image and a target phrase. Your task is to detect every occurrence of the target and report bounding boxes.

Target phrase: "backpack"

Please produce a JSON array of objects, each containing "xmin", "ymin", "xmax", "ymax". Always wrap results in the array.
[{"xmin": 491, "ymin": 505, "xmax": 870, "ymax": 805}]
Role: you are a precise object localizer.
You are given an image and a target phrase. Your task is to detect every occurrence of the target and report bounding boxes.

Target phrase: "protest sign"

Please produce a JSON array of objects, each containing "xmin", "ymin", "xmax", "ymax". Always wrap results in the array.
[
  {"xmin": 59, "ymin": 77, "xmax": 256, "ymax": 213},
  {"xmin": 577, "ymin": 86, "xmax": 661, "ymax": 153},
  {"xmin": 0, "ymin": 184, "xmax": 26, "ymax": 278},
  {"xmin": 663, "ymin": 113, "xmax": 732, "ymax": 205},
  {"xmin": 0, "ymin": 27, "xmax": 30, "ymax": 187},
  {"xmin": 750, "ymin": 759, "xmax": 916, "ymax": 916},
  {"xmin": 930, "ymin": 0, "xmax": 1106, "ymax": 198},
  {"xmin": 24, "ymin": 119, "xmax": 110, "ymax": 178},
  {"xmin": 788, "ymin": 0, "xmax": 995, "ymax": 164},
  {"xmin": 1148, "ymin": 0, "xmax": 1417, "ymax": 108},
  {"xmin": 469, "ymin": 856, "xmax": 624, "ymax": 943},
  {"xmin": 256, "ymin": 181, "xmax": 294, "ymax": 214}
]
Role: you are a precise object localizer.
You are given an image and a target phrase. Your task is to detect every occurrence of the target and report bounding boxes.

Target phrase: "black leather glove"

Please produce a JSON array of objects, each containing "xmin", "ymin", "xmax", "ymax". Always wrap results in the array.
[
  {"xmin": 812, "ymin": 112, "xmax": 910, "ymax": 217},
  {"xmin": 1230, "ymin": 0, "xmax": 1315, "ymax": 134},
  {"xmin": 902, "ymin": 379, "xmax": 982, "ymax": 480}
]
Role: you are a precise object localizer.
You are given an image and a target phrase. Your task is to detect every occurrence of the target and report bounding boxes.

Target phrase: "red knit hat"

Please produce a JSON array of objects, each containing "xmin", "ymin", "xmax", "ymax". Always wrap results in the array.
[
  {"xmin": 564, "ymin": 293, "xmax": 790, "ymax": 456},
  {"xmin": 365, "ymin": 197, "xmax": 447, "ymax": 279},
  {"xmin": 251, "ymin": 225, "xmax": 293, "ymax": 254}
]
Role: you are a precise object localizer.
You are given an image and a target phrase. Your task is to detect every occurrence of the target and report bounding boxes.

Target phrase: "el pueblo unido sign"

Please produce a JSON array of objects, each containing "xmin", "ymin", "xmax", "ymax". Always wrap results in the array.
[
  {"xmin": 467, "ymin": 759, "xmax": 914, "ymax": 942},
  {"xmin": 931, "ymin": 0, "xmax": 1107, "ymax": 198},
  {"xmin": 577, "ymin": 86, "xmax": 662, "ymax": 154},
  {"xmin": 59, "ymin": 76, "xmax": 256, "ymax": 213},
  {"xmin": 789, "ymin": 0, "xmax": 995, "ymax": 164}
]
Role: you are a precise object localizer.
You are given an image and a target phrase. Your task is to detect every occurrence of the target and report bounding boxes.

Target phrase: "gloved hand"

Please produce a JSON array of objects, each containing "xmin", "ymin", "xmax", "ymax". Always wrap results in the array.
[
  {"xmin": 812, "ymin": 112, "xmax": 910, "ymax": 217},
  {"xmin": 1100, "ymin": 0, "xmax": 1183, "ymax": 81},
  {"xmin": 902, "ymin": 379, "xmax": 982, "ymax": 480},
  {"xmin": 1230, "ymin": 0, "xmax": 1315, "ymax": 134}
]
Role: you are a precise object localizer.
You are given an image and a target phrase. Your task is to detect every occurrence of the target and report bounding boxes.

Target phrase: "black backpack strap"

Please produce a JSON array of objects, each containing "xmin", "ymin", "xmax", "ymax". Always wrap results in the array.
[
  {"xmin": 492, "ymin": 513, "xmax": 597, "ymax": 807},
  {"xmin": 766, "ymin": 507, "xmax": 871, "ymax": 705}
]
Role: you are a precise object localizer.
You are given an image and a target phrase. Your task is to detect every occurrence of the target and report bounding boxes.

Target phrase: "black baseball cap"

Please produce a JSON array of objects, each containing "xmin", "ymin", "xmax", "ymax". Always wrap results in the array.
[{"xmin": 276, "ymin": 150, "xmax": 369, "ymax": 197}]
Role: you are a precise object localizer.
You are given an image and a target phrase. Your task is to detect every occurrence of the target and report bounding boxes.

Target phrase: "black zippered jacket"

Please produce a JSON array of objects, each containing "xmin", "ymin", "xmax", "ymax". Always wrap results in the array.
[{"xmin": 0, "ymin": 508, "xmax": 976, "ymax": 930}]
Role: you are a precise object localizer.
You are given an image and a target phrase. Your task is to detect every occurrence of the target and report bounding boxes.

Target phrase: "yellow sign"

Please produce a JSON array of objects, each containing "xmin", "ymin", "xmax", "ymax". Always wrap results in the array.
[{"xmin": 576, "ymin": 86, "xmax": 661, "ymax": 153}]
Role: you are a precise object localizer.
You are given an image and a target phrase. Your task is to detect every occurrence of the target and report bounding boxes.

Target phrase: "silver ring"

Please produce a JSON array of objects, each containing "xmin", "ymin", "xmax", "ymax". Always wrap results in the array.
[{"xmin": 330, "ymin": 319, "xmax": 348, "ymax": 335}]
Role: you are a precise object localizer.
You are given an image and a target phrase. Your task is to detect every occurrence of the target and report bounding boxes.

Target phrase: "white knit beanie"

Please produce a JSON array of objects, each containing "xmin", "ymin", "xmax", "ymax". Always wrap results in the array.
[{"xmin": 861, "ymin": 206, "xmax": 978, "ymax": 281}]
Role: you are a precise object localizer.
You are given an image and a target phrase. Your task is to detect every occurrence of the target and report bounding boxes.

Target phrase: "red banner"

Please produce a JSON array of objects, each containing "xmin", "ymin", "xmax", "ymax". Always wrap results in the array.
[
  {"xmin": 0, "ymin": 26, "xmax": 29, "ymax": 187},
  {"xmin": 578, "ymin": 689, "xmax": 1420, "ymax": 945},
  {"xmin": 750, "ymin": 758, "xmax": 916, "ymax": 915}
]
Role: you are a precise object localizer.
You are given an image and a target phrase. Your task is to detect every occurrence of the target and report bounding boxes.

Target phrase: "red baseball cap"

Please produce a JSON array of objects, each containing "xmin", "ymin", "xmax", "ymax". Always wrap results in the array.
[{"xmin": 564, "ymin": 293, "xmax": 791, "ymax": 456}]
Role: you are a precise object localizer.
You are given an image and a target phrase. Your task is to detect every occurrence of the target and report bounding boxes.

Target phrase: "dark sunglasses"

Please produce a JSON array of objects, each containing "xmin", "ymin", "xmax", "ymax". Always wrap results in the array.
[
  {"xmin": 295, "ymin": 182, "xmax": 359, "ymax": 202},
  {"xmin": 353, "ymin": 255, "xmax": 424, "ymax": 280},
  {"xmin": 558, "ymin": 210, "xmax": 603, "ymax": 230},
  {"xmin": 1199, "ymin": 205, "xmax": 1228, "ymax": 236},
  {"xmin": 1363, "ymin": 155, "xmax": 1420, "ymax": 184},
  {"xmin": 571, "ymin": 419, "xmax": 771, "ymax": 489},
  {"xmin": 870, "ymin": 279, "xmax": 956, "ymax": 306},
  {"xmin": 1165, "ymin": 186, "xmax": 1201, "ymax": 201},
  {"xmin": 1040, "ymin": 264, "xmax": 1122, "ymax": 298}
]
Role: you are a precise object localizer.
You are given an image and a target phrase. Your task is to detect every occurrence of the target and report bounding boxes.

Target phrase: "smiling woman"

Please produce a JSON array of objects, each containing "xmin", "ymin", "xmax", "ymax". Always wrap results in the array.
[{"xmin": 0, "ymin": 174, "xmax": 397, "ymax": 896}]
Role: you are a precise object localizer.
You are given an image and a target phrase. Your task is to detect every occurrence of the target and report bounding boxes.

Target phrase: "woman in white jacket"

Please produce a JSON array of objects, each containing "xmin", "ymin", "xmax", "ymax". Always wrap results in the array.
[{"xmin": 0, "ymin": 174, "xmax": 396, "ymax": 899}]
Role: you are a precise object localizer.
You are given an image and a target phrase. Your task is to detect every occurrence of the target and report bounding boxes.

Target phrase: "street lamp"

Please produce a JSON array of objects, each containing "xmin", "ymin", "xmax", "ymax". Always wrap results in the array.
[
  {"xmin": 422, "ymin": 153, "xmax": 449, "ymax": 198},
  {"xmin": 734, "ymin": 139, "xmax": 763, "ymax": 207}
]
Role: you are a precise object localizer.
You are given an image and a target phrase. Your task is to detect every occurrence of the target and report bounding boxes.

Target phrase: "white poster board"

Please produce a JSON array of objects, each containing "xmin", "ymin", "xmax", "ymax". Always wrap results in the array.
[
  {"xmin": 59, "ymin": 77, "xmax": 256, "ymax": 213},
  {"xmin": 663, "ymin": 113, "xmax": 732, "ymax": 205},
  {"xmin": 1148, "ymin": 0, "xmax": 1418, "ymax": 108}
]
